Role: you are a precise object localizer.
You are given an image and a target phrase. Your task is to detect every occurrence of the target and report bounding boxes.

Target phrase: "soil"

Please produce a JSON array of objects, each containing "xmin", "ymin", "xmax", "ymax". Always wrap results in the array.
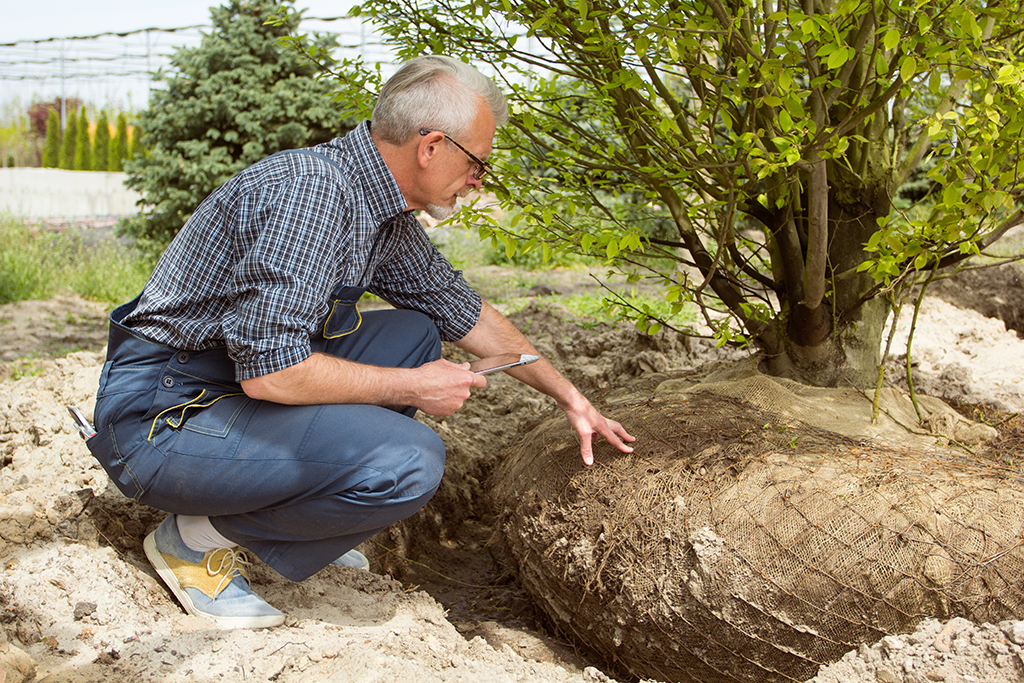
[{"xmin": 1, "ymin": 261, "xmax": 1023, "ymax": 683}]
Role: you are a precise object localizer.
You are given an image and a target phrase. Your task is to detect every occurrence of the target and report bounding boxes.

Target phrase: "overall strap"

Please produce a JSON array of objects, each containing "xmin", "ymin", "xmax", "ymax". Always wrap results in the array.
[{"xmin": 283, "ymin": 148, "xmax": 343, "ymax": 172}]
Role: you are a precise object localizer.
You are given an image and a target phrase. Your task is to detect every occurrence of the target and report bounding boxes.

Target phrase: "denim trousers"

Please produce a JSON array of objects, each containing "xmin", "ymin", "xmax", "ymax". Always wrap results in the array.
[{"xmin": 87, "ymin": 298, "xmax": 445, "ymax": 581}]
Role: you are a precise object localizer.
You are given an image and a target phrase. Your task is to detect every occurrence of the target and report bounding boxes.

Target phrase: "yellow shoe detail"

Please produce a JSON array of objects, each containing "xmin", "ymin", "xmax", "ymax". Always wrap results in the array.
[{"xmin": 162, "ymin": 547, "xmax": 252, "ymax": 600}]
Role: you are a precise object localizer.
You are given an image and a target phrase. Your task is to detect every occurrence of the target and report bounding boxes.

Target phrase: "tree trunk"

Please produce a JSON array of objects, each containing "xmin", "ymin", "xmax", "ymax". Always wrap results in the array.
[{"xmin": 760, "ymin": 175, "xmax": 892, "ymax": 388}]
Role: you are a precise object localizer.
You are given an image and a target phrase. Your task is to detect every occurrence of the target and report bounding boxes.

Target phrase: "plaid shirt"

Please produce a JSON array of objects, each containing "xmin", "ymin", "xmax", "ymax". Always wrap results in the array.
[{"xmin": 123, "ymin": 121, "xmax": 482, "ymax": 381}]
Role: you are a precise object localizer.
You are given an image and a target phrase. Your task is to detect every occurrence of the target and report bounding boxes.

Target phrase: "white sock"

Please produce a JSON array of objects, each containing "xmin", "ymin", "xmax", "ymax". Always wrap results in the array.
[{"xmin": 175, "ymin": 515, "xmax": 237, "ymax": 553}]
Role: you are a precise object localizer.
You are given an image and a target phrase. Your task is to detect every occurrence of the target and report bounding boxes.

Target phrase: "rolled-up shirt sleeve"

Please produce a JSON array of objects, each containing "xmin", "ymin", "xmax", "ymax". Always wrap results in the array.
[{"xmin": 225, "ymin": 175, "xmax": 347, "ymax": 380}]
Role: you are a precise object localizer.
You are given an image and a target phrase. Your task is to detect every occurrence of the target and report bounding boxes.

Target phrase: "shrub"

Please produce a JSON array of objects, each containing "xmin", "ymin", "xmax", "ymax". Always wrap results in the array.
[
  {"xmin": 73, "ymin": 106, "xmax": 91, "ymax": 171},
  {"xmin": 93, "ymin": 111, "xmax": 111, "ymax": 171},
  {"xmin": 58, "ymin": 109, "xmax": 77, "ymax": 169},
  {"xmin": 41, "ymin": 110, "xmax": 61, "ymax": 168},
  {"xmin": 110, "ymin": 113, "xmax": 129, "ymax": 172},
  {"xmin": 120, "ymin": 0, "xmax": 356, "ymax": 246}
]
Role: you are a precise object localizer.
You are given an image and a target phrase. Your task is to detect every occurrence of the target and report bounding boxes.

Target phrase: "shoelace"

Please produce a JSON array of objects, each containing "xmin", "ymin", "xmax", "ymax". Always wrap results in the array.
[{"xmin": 205, "ymin": 547, "xmax": 252, "ymax": 598}]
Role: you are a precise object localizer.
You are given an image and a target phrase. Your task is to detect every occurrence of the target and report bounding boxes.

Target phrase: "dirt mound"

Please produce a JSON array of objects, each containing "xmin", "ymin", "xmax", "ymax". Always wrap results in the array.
[
  {"xmin": 928, "ymin": 261, "xmax": 1024, "ymax": 338},
  {"xmin": 491, "ymin": 387, "xmax": 1024, "ymax": 682},
  {"xmin": 1, "ymin": 286, "xmax": 1024, "ymax": 683}
]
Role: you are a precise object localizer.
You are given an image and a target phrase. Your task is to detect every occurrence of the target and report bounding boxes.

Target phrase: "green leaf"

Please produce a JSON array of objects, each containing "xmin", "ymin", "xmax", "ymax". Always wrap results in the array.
[
  {"xmin": 827, "ymin": 47, "xmax": 850, "ymax": 70},
  {"xmin": 883, "ymin": 28, "xmax": 900, "ymax": 51},
  {"xmin": 779, "ymin": 109, "xmax": 793, "ymax": 131},
  {"xmin": 899, "ymin": 55, "xmax": 917, "ymax": 82}
]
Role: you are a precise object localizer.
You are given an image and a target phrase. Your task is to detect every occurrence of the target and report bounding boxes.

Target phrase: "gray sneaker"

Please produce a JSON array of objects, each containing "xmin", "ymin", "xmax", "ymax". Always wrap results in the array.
[
  {"xmin": 144, "ymin": 515, "xmax": 284, "ymax": 629},
  {"xmin": 331, "ymin": 549, "xmax": 369, "ymax": 570}
]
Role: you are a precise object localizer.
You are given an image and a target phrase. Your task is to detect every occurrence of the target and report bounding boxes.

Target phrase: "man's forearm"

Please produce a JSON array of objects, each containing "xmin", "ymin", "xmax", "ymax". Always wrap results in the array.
[
  {"xmin": 240, "ymin": 352, "xmax": 484, "ymax": 416},
  {"xmin": 240, "ymin": 353, "xmax": 411, "ymax": 406},
  {"xmin": 454, "ymin": 302, "xmax": 585, "ymax": 411},
  {"xmin": 456, "ymin": 301, "xmax": 636, "ymax": 464}
]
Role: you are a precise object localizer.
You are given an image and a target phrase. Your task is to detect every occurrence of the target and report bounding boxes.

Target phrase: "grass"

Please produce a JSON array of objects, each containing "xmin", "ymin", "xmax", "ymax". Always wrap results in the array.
[
  {"xmin": 428, "ymin": 221, "xmax": 695, "ymax": 332},
  {"xmin": 0, "ymin": 214, "xmax": 154, "ymax": 305},
  {"xmin": 0, "ymin": 209, "xmax": 686, "ymax": 339}
]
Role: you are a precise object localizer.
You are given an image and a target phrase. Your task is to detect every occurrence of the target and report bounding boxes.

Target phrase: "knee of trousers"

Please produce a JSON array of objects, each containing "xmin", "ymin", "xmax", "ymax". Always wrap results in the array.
[
  {"xmin": 392, "ymin": 425, "xmax": 447, "ymax": 503},
  {"xmin": 341, "ymin": 420, "xmax": 448, "ymax": 512},
  {"xmin": 393, "ymin": 309, "xmax": 442, "ymax": 363}
]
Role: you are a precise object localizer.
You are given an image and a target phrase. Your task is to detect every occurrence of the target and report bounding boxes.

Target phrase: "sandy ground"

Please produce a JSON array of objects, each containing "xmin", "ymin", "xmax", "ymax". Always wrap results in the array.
[{"xmin": 1, "ymin": 266, "xmax": 1023, "ymax": 683}]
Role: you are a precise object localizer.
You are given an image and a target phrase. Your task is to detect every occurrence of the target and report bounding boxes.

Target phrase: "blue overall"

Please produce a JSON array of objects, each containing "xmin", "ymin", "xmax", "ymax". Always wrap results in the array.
[{"xmin": 86, "ymin": 286, "xmax": 446, "ymax": 581}]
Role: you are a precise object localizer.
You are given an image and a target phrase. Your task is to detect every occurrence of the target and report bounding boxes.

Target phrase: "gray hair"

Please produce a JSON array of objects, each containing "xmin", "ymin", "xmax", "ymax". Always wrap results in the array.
[{"xmin": 371, "ymin": 55, "xmax": 509, "ymax": 145}]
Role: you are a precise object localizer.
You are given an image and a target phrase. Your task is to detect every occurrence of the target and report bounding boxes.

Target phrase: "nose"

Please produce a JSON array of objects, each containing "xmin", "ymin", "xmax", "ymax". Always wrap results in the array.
[{"xmin": 465, "ymin": 172, "xmax": 483, "ymax": 190}]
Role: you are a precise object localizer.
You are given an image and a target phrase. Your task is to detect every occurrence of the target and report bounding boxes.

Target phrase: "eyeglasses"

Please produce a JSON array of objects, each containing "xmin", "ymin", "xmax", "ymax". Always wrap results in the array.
[{"xmin": 419, "ymin": 129, "xmax": 492, "ymax": 180}]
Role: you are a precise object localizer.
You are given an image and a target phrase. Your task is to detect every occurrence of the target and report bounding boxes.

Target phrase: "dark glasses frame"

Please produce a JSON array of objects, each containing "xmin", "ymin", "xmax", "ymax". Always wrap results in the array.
[{"xmin": 419, "ymin": 128, "xmax": 492, "ymax": 180}]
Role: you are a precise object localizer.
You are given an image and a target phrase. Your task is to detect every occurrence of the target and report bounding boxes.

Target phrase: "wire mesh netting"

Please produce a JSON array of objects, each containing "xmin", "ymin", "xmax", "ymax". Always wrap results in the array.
[{"xmin": 491, "ymin": 385, "xmax": 1024, "ymax": 683}]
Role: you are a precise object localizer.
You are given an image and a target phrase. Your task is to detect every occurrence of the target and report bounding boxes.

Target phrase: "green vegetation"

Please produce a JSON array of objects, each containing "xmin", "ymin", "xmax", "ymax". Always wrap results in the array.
[
  {"xmin": 41, "ymin": 110, "xmax": 60, "ymax": 168},
  {"xmin": 324, "ymin": 0, "xmax": 1024, "ymax": 388},
  {"xmin": 110, "ymin": 113, "xmax": 130, "ymax": 172},
  {"xmin": 429, "ymin": 222, "xmax": 689, "ymax": 331},
  {"xmin": 73, "ymin": 106, "xmax": 91, "ymax": 171},
  {"xmin": 120, "ymin": 0, "xmax": 357, "ymax": 247},
  {"xmin": 0, "ymin": 215, "xmax": 154, "ymax": 305},
  {"xmin": 93, "ymin": 111, "xmax": 111, "ymax": 171},
  {"xmin": 0, "ymin": 100, "xmax": 45, "ymax": 168},
  {"xmin": 58, "ymin": 108, "xmax": 77, "ymax": 170},
  {"xmin": 2, "ymin": 98, "xmax": 138, "ymax": 170}
]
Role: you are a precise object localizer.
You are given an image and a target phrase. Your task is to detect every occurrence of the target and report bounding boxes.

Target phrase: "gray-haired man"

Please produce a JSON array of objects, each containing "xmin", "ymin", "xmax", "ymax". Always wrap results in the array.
[{"xmin": 87, "ymin": 55, "xmax": 635, "ymax": 628}]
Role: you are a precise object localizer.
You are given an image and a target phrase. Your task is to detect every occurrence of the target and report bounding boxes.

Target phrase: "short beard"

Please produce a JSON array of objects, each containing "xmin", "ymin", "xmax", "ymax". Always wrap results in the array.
[{"xmin": 425, "ymin": 203, "xmax": 457, "ymax": 221}]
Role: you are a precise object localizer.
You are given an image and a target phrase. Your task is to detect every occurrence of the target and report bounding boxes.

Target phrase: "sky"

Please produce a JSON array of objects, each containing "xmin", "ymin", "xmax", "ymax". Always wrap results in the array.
[{"xmin": 0, "ymin": 0, "xmax": 385, "ymax": 111}]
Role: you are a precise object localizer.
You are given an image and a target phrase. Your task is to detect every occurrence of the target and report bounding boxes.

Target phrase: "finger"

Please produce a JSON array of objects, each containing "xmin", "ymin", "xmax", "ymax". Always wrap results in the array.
[
  {"xmin": 611, "ymin": 420, "xmax": 637, "ymax": 443},
  {"xmin": 600, "ymin": 422, "xmax": 635, "ymax": 453},
  {"xmin": 578, "ymin": 430, "xmax": 594, "ymax": 467}
]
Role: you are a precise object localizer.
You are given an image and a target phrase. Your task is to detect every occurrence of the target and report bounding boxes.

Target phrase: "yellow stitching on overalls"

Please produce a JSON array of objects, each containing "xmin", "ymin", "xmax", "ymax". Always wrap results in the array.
[
  {"xmin": 166, "ymin": 392, "xmax": 244, "ymax": 429},
  {"xmin": 148, "ymin": 389, "xmax": 207, "ymax": 441},
  {"xmin": 323, "ymin": 300, "xmax": 362, "ymax": 339}
]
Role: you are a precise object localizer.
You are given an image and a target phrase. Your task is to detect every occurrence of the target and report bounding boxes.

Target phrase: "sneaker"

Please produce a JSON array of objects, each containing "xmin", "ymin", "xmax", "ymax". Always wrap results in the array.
[
  {"xmin": 144, "ymin": 516, "xmax": 284, "ymax": 629},
  {"xmin": 331, "ymin": 549, "xmax": 369, "ymax": 570}
]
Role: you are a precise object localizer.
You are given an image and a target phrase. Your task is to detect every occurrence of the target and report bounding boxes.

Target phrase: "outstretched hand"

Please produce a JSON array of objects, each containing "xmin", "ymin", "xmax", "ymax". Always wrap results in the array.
[{"xmin": 562, "ymin": 398, "xmax": 636, "ymax": 466}]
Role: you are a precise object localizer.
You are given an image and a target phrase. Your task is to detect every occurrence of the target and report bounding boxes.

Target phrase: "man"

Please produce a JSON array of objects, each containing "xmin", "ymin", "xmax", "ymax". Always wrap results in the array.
[{"xmin": 86, "ymin": 55, "xmax": 635, "ymax": 629}]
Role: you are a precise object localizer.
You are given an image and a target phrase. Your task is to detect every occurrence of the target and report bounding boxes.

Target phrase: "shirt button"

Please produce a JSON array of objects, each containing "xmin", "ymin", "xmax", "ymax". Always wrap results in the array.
[
  {"xmin": 162, "ymin": 376, "xmax": 175, "ymax": 388},
  {"xmin": 176, "ymin": 351, "xmax": 190, "ymax": 364}
]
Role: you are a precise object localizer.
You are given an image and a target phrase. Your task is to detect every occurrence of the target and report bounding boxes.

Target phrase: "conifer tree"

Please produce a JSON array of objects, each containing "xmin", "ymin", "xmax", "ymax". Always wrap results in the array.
[
  {"xmin": 73, "ymin": 106, "xmax": 91, "ymax": 170},
  {"xmin": 110, "ymin": 112, "xmax": 129, "ymax": 171},
  {"xmin": 93, "ymin": 111, "xmax": 111, "ymax": 171},
  {"xmin": 128, "ymin": 124, "xmax": 142, "ymax": 161},
  {"xmin": 58, "ymin": 109, "xmax": 77, "ymax": 169},
  {"xmin": 42, "ymin": 110, "xmax": 61, "ymax": 168},
  {"xmin": 122, "ymin": 0, "xmax": 354, "ymax": 244}
]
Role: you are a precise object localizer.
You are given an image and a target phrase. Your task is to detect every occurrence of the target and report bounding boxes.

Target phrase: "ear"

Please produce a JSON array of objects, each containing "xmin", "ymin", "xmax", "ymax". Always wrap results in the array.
[{"xmin": 417, "ymin": 130, "xmax": 445, "ymax": 170}]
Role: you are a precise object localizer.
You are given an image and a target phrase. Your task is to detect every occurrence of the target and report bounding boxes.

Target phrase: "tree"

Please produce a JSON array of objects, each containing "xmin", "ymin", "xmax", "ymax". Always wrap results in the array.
[
  {"xmin": 73, "ymin": 106, "xmax": 91, "ymax": 171},
  {"xmin": 336, "ymin": 0, "xmax": 1024, "ymax": 388},
  {"xmin": 58, "ymin": 108, "xmax": 77, "ymax": 170},
  {"xmin": 121, "ymin": 0, "xmax": 357, "ymax": 246},
  {"xmin": 93, "ymin": 111, "xmax": 111, "ymax": 171},
  {"xmin": 26, "ymin": 98, "xmax": 80, "ymax": 138},
  {"xmin": 128, "ymin": 124, "xmax": 142, "ymax": 162},
  {"xmin": 110, "ymin": 112, "xmax": 130, "ymax": 171},
  {"xmin": 42, "ymin": 110, "xmax": 61, "ymax": 168}
]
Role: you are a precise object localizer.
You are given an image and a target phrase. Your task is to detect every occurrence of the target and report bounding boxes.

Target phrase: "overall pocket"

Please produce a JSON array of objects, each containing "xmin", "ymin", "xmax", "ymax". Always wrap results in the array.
[{"xmin": 322, "ymin": 285, "xmax": 367, "ymax": 339}]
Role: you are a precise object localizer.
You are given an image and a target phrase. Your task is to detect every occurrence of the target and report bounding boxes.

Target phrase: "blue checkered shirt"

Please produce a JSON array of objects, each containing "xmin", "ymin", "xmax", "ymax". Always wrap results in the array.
[{"xmin": 122, "ymin": 121, "xmax": 482, "ymax": 381}]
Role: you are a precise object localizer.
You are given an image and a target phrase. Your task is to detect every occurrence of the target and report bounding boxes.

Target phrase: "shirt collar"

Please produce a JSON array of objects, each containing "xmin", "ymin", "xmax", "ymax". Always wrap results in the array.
[{"xmin": 340, "ymin": 121, "xmax": 410, "ymax": 227}]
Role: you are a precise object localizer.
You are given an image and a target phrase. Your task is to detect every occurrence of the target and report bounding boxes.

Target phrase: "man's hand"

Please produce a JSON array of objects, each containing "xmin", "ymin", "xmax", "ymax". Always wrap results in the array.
[
  {"xmin": 454, "ymin": 301, "xmax": 637, "ymax": 465},
  {"xmin": 561, "ymin": 394, "xmax": 636, "ymax": 466},
  {"xmin": 408, "ymin": 359, "xmax": 487, "ymax": 416}
]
